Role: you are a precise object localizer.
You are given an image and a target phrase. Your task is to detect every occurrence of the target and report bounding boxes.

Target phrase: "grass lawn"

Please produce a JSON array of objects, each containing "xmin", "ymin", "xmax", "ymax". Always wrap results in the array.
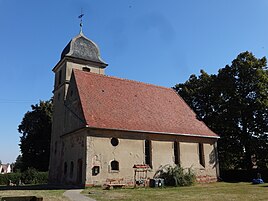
[
  {"xmin": 84, "ymin": 182, "xmax": 268, "ymax": 201},
  {"xmin": 0, "ymin": 187, "xmax": 68, "ymax": 201}
]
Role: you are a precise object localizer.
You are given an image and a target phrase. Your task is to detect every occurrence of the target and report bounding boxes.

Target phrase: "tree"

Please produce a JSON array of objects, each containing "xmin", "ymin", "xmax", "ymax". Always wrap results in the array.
[
  {"xmin": 174, "ymin": 52, "xmax": 268, "ymax": 170},
  {"xmin": 13, "ymin": 155, "xmax": 23, "ymax": 172},
  {"xmin": 18, "ymin": 100, "xmax": 52, "ymax": 171}
]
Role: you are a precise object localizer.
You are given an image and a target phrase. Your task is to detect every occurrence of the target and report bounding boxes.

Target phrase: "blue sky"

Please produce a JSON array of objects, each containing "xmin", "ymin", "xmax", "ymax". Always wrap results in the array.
[{"xmin": 1, "ymin": 0, "xmax": 268, "ymax": 163}]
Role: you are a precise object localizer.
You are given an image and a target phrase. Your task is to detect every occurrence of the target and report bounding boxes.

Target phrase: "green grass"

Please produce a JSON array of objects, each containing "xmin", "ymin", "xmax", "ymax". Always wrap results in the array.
[
  {"xmin": 84, "ymin": 182, "xmax": 268, "ymax": 201},
  {"xmin": 1, "ymin": 182, "xmax": 267, "ymax": 201},
  {"xmin": 0, "ymin": 188, "xmax": 68, "ymax": 201}
]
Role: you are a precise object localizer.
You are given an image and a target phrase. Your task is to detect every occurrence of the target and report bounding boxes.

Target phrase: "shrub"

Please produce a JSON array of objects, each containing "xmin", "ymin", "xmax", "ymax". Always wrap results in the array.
[
  {"xmin": 0, "ymin": 172, "xmax": 21, "ymax": 185},
  {"xmin": 154, "ymin": 164, "xmax": 196, "ymax": 186},
  {"xmin": 21, "ymin": 168, "xmax": 48, "ymax": 184},
  {"xmin": 0, "ymin": 169, "xmax": 48, "ymax": 185},
  {"xmin": 34, "ymin": 171, "xmax": 48, "ymax": 184},
  {"xmin": 21, "ymin": 168, "xmax": 38, "ymax": 184},
  {"xmin": 0, "ymin": 173, "xmax": 9, "ymax": 185}
]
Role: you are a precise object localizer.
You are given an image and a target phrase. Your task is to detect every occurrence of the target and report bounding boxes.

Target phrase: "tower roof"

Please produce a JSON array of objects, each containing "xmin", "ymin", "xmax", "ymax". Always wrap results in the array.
[{"xmin": 61, "ymin": 33, "xmax": 107, "ymax": 67}]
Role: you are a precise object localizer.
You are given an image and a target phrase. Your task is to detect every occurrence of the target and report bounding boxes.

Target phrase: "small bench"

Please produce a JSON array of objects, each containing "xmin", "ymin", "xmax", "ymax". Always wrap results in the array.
[{"xmin": 104, "ymin": 178, "xmax": 126, "ymax": 189}]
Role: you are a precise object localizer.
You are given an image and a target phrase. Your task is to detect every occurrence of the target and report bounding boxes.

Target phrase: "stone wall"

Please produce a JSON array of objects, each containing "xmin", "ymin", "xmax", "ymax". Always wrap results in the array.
[{"xmin": 85, "ymin": 128, "xmax": 219, "ymax": 186}]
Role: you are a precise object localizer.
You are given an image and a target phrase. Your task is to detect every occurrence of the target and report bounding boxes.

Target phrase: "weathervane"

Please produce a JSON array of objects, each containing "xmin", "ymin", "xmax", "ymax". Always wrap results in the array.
[{"xmin": 78, "ymin": 8, "xmax": 84, "ymax": 34}]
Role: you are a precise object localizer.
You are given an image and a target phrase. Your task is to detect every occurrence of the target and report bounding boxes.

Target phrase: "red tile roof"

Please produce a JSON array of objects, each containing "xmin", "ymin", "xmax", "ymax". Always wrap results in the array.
[{"xmin": 73, "ymin": 69, "xmax": 218, "ymax": 138}]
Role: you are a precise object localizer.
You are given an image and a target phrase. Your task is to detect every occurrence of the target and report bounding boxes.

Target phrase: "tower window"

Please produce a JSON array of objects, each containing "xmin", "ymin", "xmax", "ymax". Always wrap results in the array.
[
  {"xmin": 82, "ymin": 67, "xmax": 91, "ymax": 72},
  {"xmin": 174, "ymin": 141, "xmax": 180, "ymax": 165},
  {"xmin": 199, "ymin": 143, "xmax": 205, "ymax": 167},
  {"xmin": 111, "ymin": 160, "xmax": 119, "ymax": 171},
  {"xmin": 57, "ymin": 93, "xmax": 61, "ymax": 101},
  {"xmin": 145, "ymin": 140, "xmax": 152, "ymax": 168},
  {"xmin": 58, "ymin": 70, "xmax": 62, "ymax": 85},
  {"xmin": 61, "ymin": 142, "xmax": 65, "ymax": 154}
]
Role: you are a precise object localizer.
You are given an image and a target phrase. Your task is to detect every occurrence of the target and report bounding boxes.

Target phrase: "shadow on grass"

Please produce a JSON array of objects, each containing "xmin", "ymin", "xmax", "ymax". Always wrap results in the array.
[
  {"xmin": 222, "ymin": 180, "xmax": 266, "ymax": 185},
  {"xmin": 0, "ymin": 184, "xmax": 83, "ymax": 191},
  {"xmin": 220, "ymin": 181, "xmax": 241, "ymax": 183}
]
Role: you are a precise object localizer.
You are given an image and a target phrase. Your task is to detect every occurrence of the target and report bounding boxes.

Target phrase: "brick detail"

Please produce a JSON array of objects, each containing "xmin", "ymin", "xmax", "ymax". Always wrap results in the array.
[{"xmin": 196, "ymin": 175, "xmax": 217, "ymax": 183}]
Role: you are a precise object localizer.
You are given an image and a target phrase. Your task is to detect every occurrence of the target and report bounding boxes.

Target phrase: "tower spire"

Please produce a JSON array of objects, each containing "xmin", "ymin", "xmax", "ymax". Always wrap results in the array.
[{"xmin": 78, "ymin": 9, "xmax": 84, "ymax": 34}]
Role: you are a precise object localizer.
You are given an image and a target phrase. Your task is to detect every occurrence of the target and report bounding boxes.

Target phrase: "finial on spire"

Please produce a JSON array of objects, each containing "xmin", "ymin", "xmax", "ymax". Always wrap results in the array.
[{"xmin": 78, "ymin": 8, "xmax": 84, "ymax": 34}]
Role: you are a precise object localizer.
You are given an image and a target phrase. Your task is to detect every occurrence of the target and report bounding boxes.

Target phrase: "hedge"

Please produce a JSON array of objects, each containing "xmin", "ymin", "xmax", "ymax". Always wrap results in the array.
[{"xmin": 0, "ymin": 170, "xmax": 48, "ymax": 185}]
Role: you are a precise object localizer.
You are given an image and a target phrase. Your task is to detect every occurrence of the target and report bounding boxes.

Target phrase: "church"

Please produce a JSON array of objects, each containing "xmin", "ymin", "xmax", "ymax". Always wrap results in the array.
[{"xmin": 48, "ymin": 29, "xmax": 219, "ymax": 186}]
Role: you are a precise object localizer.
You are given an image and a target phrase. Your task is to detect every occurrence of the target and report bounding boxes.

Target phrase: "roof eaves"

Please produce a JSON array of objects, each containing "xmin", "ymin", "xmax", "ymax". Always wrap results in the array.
[{"xmin": 88, "ymin": 126, "xmax": 220, "ymax": 139}]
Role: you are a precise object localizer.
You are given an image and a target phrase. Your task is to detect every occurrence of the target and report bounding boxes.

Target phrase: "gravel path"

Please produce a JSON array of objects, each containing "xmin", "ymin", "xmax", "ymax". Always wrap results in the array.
[{"xmin": 63, "ymin": 189, "xmax": 96, "ymax": 201}]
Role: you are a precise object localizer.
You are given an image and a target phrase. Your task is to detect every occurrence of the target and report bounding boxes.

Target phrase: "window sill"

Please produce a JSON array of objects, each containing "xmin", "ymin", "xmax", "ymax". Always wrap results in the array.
[{"xmin": 109, "ymin": 170, "xmax": 119, "ymax": 173}]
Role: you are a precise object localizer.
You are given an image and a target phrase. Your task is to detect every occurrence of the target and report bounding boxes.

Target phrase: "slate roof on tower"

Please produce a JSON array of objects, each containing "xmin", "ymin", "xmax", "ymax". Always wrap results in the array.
[
  {"xmin": 61, "ymin": 33, "xmax": 107, "ymax": 67},
  {"xmin": 72, "ymin": 69, "xmax": 219, "ymax": 138}
]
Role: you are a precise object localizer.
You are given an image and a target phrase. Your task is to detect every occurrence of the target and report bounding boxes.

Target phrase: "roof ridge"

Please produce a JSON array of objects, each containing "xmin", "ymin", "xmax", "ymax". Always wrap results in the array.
[{"xmin": 73, "ymin": 69, "xmax": 174, "ymax": 91}]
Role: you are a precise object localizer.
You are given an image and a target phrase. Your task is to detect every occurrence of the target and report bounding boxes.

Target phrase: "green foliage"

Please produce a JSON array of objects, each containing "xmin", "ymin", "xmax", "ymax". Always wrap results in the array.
[
  {"xmin": 18, "ymin": 100, "xmax": 53, "ymax": 171},
  {"xmin": 174, "ymin": 51, "xmax": 268, "ymax": 170},
  {"xmin": 21, "ymin": 168, "xmax": 48, "ymax": 184},
  {"xmin": 21, "ymin": 168, "xmax": 38, "ymax": 184},
  {"xmin": 0, "ymin": 170, "xmax": 48, "ymax": 185},
  {"xmin": 34, "ymin": 171, "xmax": 48, "ymax": 184},
  {"xmin": 13, "ymin": 155, "xmax": 23, "ymax": 173},
  {"xmin": 0, "ymin": 173, "xmax": 21, "ymax": 185},
  {"xmin": 154, "ymin": 165, "xmax": 196, "ymax": 186}
]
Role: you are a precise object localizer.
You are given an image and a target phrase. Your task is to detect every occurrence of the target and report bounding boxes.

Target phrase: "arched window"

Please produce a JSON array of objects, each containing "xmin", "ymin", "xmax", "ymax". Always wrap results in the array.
[
  {"xmin": 77, "ymin": 159, "xmax": 83, "ymax": 184},
  {"xmin": 70, "ymin": 161, "xmax": 74, "ymax": 178},
  {"xmin": 58, "ymin": 70, "xmax": 62, "ymax": 85},
  {"xmin": 61, "ymin": 142, "xmax": 65, "ymax": 154},
  {"xmin": 145, "ymin": 140, "xmax": 152, "ymax": 168},
  {"xmin": 174, "ymin": 141, "xmax": 180, "ymax": 165},
  {"xmin": 64, "ymin": 162, "xmax": 67, "ymax": 176},
  {"xmin": 199, "ymin": 143, "xmax": 205, "ymax": 167},
  {"xmin": 111, "ymin": 160, "xmax": 119, "ymax": 171},
  {"xmin": 54, "ymin": 141, "xmax": 58, "ymax": 154}
]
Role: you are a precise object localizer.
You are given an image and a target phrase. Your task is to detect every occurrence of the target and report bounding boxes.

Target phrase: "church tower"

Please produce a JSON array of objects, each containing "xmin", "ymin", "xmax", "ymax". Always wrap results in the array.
[{"xmin": 49, "ymin": 30, "xmax": 107, "ymax": 183}]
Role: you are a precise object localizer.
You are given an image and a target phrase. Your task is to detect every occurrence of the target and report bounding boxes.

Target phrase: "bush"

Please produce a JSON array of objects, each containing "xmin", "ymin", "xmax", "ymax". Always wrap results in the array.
[
  {"xmin": 34, "ymin": 171, "xmax": 48, "ymax": 184},
  {"xmin": 7, "ymin": 172, "xmax": 21, "ymax": 185},
  {"xmin": 0, "ymin": 173, "xmax": 9, "ymax": 185},
  {"xmin": 0, "ymin": 172, "xmax": 21, "ymax": 185},
  {"xmin": 154, "ymin": 164, "xmax": 196, "ymax": 186},
  {"xmin": 0, "ymin": 169, "xmax": 48, "ymax": 185},
  {"xmin": 21, "ymin": 168, "xmax": 38, "ymax": 184},
  {"xmin": 21, "ymin": 168, "xmax": 48, "ymax": 184}
]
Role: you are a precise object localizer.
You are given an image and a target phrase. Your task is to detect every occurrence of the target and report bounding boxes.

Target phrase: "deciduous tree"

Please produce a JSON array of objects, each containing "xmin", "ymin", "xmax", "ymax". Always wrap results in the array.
[
  {"xmin": 18, "ymin": 100, "xmax": 52, "ymax": 171},
  {"xmin": 174, "ymin": 52, "xmax": 268, "ymax": 170}
]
